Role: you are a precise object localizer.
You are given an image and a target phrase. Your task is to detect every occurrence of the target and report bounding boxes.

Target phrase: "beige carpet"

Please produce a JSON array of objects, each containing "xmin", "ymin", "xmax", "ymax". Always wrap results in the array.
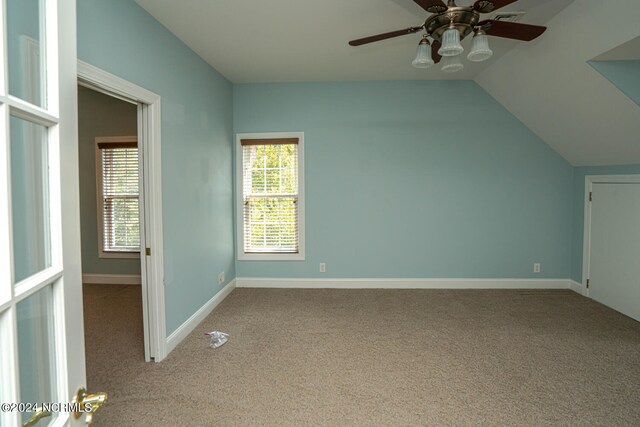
[{"xmin": 83, "ymin": 287, "xmax": 640, "ymax": 426}]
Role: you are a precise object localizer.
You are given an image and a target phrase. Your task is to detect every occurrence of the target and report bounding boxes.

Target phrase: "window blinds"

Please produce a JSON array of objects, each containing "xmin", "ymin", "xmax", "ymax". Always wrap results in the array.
[
  {"xmin": 241, "ymin": 138, "xmax": 299, "ymax": 254},
  {"xmin": 99, "ymin": 141, "xmax": 140, "ymax": 252}
]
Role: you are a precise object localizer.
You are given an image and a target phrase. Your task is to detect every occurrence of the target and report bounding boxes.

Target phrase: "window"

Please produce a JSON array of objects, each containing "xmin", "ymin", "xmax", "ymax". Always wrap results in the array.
[
  {"xmin": 96, "ymin": 137, "xmax": 140, "ymax": 258},
  {"xmin": 237, "ymin": 133, "xmax": 305, "ymax": 260}
]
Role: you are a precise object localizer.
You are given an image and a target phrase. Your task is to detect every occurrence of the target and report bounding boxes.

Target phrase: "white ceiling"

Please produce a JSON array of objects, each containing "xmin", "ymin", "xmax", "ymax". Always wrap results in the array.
[
  {"xmin": 135, "ymin": 0, "xmax": 572, "ymax": 83},
  {"xmin": 135, "ymin": 0, "xmax": 640, "ymax": 166}
]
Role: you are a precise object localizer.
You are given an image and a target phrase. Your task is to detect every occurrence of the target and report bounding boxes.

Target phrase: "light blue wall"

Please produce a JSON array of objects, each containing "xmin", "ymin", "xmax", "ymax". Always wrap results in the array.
[
  {"xmin": 589, "ymin": 60, "xmax": 640, "ymax": 108},
  {"xmin": 78, "ymin": 0, "xmax": 235, "ymax": 335},
  {"xmin": 234, "ymin": 81, "xmax": 574, "ymax": 279},
  {"xmin": 570, "ymin": 165, "xmax": 640, "ymax": 282}
]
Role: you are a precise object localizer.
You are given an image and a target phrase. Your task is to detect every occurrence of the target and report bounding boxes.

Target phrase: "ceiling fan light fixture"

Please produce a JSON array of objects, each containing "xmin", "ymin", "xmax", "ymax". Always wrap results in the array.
[
  {"xmin": 412, "ymin": 36, "xmax": 434, "ymax": 69},
  {"xmin": 467, "ymin": 29, "xmax": 493, "ymax": 62},
  {"xmin": 438, "ymin": 24, "xmax": 464, "ymax": 57},
  {"xmin": 441, "ymin": 54, "xmax": 464, "ymax": 73},
  {"xmin": 348, "ymin": 4, "xmax": 548, "ymax": 74}
]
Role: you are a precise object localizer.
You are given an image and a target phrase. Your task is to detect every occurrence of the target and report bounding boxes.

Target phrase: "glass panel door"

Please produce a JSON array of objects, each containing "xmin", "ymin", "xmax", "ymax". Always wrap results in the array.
[
  {"xmin": 16, "ymin": 286, "xmax": 57, "ymax": 426},
  {"xmin": 7, "ymin": 0, "xmax": 46, "ymax": 107},
  {"xmin": 9, "ymin": 116, "xmax": 51, "ymax": 284},
  {"xmin": 0, "ymin": 0, "xmax": 88, "ymax": 425}
]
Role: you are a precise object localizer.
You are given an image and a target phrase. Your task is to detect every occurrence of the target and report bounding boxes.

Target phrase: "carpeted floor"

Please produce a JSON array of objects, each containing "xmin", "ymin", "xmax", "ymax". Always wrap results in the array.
[{"xmin": 83, "ymin": 286, "xmax": 640, "ymax": 426}]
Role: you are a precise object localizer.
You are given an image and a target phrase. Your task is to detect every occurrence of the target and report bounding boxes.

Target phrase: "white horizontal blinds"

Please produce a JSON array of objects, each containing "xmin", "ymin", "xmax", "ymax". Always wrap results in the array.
[
  {"xmin": 99, "ymin": 141, "xmax": 140, "ymax": 252},
  {"xmin": 242, "ymin": 138, "xmax": 299, "ymax": 254}
]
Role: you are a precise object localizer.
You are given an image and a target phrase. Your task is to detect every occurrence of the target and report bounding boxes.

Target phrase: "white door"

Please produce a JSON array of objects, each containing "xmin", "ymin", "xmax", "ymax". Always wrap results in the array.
[
  {"xmin": 588, "ymin": 182, "xmax": 640, "ymax": 321},
  {"xmin": 0, "ymin": 0, "xmax": 100, "ymax": 426}
]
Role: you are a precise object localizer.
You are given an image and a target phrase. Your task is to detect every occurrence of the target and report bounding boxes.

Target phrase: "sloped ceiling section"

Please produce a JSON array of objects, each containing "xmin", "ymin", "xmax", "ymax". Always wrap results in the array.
[
  {"xmin": 592, "ymin": 36, "xmax": 640, "ymax": 61},
  {"xmin": 475, "ymin": 0, "xmax": 640, "ymax": 166},
  {"xmin": 590, "ymin": 36, "xmax": 640, "ymax": 108},
  {"xmin": 589, "ymin": 60, "xmax": 640, "ymax": 108}
]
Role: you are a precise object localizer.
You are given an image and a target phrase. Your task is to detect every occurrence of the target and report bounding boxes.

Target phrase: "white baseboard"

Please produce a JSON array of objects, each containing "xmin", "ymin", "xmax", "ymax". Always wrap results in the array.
[
  {"xmin": 236, "ymin": 277, "xmax": 574, "ymax": 290},
  {"xmin": 569, "ymin": 280, "xmax": 585, "ymax": 295},
  {"xmin": 82, "ymin": 273, "xmax": 141, "ymax": 285},
  {"xmin": 166, "ymin": 279, "xmax": 236, "ymax": 355}
]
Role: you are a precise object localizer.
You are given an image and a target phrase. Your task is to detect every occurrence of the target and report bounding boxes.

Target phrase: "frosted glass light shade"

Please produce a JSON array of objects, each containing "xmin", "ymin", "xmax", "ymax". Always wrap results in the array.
[
  {"xmin": 412, "ymin": 42, "xmax": 434, "ymax": 69},
  {"xmin": 441, "ymin": 55, "xmax": 464, "ymax": 73},
  {"xmin": 438, "ymin": 27, "xmax": 464, "ymax": 57},
  {"xmin": 467, "ymin": 33, "xmax": 493, "ymax": 62}
]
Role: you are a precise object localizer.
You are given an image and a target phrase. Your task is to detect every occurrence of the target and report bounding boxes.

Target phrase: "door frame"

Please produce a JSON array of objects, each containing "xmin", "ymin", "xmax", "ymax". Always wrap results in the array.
[
  {"xmin": 581, "ymin": 174, "xmax": 640, "ymax": 299},
  {"xmin": 77, "ymin": 61, "xmax": 167, "ymax": 362}
]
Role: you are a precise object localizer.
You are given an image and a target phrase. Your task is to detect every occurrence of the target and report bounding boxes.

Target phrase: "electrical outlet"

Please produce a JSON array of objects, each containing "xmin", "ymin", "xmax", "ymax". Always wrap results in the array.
[
  {"xmin": 217, "ymin": 272, "xmax": 225, "ymax": 284},
  {"xmin": 533, "ymin": 263, "xmax": 541, "ymax": 273},
  {"xmin": 319, "ymin": 263, "xmax": 326, "ymax": 273}
]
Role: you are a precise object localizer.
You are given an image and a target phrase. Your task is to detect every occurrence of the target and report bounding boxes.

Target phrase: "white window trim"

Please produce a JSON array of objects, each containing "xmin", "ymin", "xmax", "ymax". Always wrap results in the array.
[
  {"xmin": 95, "ymin": 136, "xmax": 141, "ymax": 259},
  {"xmin": 236, "ymin": 132, "xmax": 305, "ymax": 261}
]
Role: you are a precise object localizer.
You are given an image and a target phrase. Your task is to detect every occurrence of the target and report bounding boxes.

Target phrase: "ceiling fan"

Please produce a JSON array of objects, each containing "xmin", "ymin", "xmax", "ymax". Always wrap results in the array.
[{"xmin": 348, "ymin": 0, "xmax": 547, "ymax": 72}]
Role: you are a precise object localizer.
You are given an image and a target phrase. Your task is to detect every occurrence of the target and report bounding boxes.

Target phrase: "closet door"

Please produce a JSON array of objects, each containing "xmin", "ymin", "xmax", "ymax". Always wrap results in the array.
[{"xmin": 588, "ymin": 182, "xmax": 640, "ymax": 321}]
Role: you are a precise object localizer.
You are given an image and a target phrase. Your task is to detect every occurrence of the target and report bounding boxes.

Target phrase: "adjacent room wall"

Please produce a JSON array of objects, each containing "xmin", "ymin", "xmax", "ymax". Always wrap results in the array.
[
  {"xmin": 77, "ymin": 86, "xmax": 140, "ymax": 277},
  {"xmin": 234, "ymin": 81, "xmax": 574, "ymax": 280},
  {"xmin": 570, "ymin": 165, "xmax": 640, "ymax": 283},
  {"xmin": 77, "ymin": 0, "xmax": 235, "ymax": 335}
]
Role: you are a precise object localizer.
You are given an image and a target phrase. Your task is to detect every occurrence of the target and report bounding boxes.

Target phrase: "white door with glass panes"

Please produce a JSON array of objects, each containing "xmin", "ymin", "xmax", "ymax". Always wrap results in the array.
[{"xmin": 0, "ymin": 0, "xmax": 101, "ymax": 426}]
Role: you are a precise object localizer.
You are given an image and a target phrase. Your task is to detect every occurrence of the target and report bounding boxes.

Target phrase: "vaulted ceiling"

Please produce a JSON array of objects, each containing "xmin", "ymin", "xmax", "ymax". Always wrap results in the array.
[
  {"xmin": 135, "ymin": 0, "xmax": 640, "ymax": 166},
  {"xmin": 476, "ymin": 0, "xmax": 640, "ymax": 165}
]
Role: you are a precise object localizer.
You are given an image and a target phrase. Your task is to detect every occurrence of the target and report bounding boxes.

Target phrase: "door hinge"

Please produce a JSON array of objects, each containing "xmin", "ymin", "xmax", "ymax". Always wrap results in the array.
[
  {"xmin": 586, "ymin": 279, "xmax": 590, "ymax": 289},
  {"xmin": 145, "ymin": 247, "xmax": 151, "ymax": 256},
  {"xmin": 589, "ymin": 191, "xmax": 592, "ymax": 202}
]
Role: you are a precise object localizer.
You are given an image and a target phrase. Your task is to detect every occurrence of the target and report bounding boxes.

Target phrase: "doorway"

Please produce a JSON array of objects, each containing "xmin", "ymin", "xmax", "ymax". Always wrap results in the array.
[
  {"xmin": 584, "ymin": 176, "xmax": 640, "ymax": 321},
  {"xmin": 77, "ymin": 85, "xmax": 146, "ymax": 389},
  {"xmin": 78, "ymin": 61, "xmax": 167, "ymax": 362}
]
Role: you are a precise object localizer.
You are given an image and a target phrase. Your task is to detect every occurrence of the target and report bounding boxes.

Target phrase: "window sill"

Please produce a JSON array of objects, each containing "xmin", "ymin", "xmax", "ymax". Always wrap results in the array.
[
  {"xmin": 99, "ymin": 251, "xmax": 140, "ymax": 259},
  {"xmin": 238, "ymin": 252, "xmax": 305, "ymax": 261}
]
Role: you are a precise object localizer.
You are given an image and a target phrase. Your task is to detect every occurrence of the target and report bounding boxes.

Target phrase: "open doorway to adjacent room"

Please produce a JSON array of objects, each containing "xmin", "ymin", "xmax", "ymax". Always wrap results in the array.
[{"xmin": 77, "ymin": 84, "xmax": 146, "ymax": 389}]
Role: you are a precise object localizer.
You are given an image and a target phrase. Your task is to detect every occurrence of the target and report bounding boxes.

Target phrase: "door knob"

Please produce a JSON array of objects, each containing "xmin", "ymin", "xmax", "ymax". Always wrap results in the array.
[
  {"xmin": 72, "ymin": 387, "xmax": 108, "ymax": 425},
  {"xmin": 22, "ymin": 406, "xmax": 51, "ymax": 427}
]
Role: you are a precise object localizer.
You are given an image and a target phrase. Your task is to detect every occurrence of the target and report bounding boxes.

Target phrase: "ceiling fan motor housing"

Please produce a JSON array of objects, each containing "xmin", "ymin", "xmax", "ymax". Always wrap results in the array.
[{"xmin": 425, "ymin": 6, "xmax": 480, "ymax": 43}]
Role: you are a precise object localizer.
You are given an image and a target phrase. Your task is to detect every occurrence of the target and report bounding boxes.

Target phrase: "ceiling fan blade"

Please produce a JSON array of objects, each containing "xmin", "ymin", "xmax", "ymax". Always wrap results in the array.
[
  {"xmin": 348, "ymin": 26, "xmax": 424, "ymax": 46},
  {"xmin": 479, "ymin": 20, "xmax": 546, "ymax": 41},
  {"xmin": 431, "ymin": 40, "xmax": 442, "ymax": 64},
  {"xmin": 473, "ymin": 0, "xmax": 518, "ymax": 13},
  {"xmin": 414, "ymin": 0, "xmax": 447, "ymax": 13},
  {"xmin": 488, "ymin": 0, "xmax": 519, "ymax": 11}
]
